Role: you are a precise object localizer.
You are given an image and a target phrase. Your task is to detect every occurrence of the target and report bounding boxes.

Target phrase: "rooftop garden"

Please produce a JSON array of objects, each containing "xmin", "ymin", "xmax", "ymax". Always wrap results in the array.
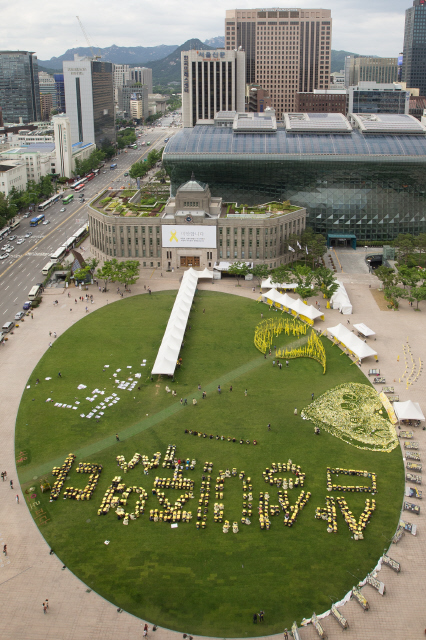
[
  {"xmin": 93, "ymin": 188, "xmax": 168, "ymax": 218},
  {"xmin": 225, "ymin": 201, "xmax": 302, "ymax": 217}
]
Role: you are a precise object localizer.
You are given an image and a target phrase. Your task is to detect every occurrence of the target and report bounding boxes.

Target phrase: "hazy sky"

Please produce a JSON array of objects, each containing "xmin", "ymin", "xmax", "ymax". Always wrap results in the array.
[{"xmin": 4, "ymin": 0, "xmax": 408, "ymax": 60}]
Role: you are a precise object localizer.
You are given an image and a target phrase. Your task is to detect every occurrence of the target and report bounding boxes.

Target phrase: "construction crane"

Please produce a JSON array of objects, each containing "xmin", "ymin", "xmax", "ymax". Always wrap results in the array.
[{"xmin": 76, "ymin": 16, "xmax": 101, "ymax": 60}]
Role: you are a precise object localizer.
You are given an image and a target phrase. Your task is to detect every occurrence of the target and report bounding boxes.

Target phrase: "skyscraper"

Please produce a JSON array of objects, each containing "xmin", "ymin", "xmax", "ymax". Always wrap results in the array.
[
  {"xmin": 0, "ymin": 51, "xmax": 41, "ymax": 123},
  {"xmin": 54, "ymin": 74, "xmax": 66, "ymax": 113},
  {"xmin": 53, "ymin": 114, "xmax": 73, "ymax": 178},
  {"xmin": 181, "ymin": 49, "xmax": 246, "ymax": 127},
  {"xmin": 225, "ymin": 8, "xmax": 332, "ymax": 116},
  {"xmin": 63, "ymin": 55, "xmax": 115, "ymax": 148},
  {"xmin": 344, "ymin": 56, "xmax": 398, "ymax": 88},
  {"xmin": 402, "ymin": 0, "xmax": 426, "ymax": 97}
]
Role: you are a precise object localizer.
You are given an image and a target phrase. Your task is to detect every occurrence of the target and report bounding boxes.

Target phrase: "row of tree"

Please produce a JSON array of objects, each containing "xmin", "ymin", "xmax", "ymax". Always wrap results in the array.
[
  {"xmin": 392, "ymin": 233, "xmax": 426, "ymax": 266},
  {"xmin": 375, "ymin": 265, "xmax": 426, "ymax": 310},
  {"xmin": 73, "ymin": 149, "xmax": 107, "ymax": 178},
  {"xmin": 228, "ymin": 262, "xmax": 339, "ymax": 301},
  {"xmin": 117, "ymin": 128, "xmax": 137, "ymax": 150},
  {"xmin": 0, "ymin": 176, "xmax": 55, "ymax": 228},
  {"xmin": 129, "ymin": 148, "xmax": 164, "ymax": 180},
  {"xmin": 73, "ymin": 258, "xmax": 140, "ymax": 290}
]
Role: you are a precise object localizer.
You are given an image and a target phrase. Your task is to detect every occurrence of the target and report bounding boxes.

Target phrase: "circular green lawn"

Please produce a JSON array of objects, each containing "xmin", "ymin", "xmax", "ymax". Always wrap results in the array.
[{"xmin": 16, "ymin": 291, "xmax": 404, "ymax": 637}]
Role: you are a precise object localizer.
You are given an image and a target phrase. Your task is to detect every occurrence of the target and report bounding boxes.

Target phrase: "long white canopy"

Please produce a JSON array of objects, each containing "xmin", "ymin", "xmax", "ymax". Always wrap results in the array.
[
  {"xmin": 327, "ymin": 323, "xmax": 377, "ymax": 361},
  {"xmin": 353, "ymin": 323, "xmax": 376, "ymax": 337},
  {"xmin": 393, "ymin": 400, "xmax": 425, "ymax": 421},
  {"xmin": 261, "ymin": 277, "xmax": 296, "ymax": 290},
  {"xmin": 330, "ymin": 281, "xmax": 352, "ymax": 314},
  {"xmin": 152, "ymin": 268, "xmax": 199, "ymax": 376},
  {"xmin": 261, "ymin": 289, "xmax": 324, "ymax": 323}
]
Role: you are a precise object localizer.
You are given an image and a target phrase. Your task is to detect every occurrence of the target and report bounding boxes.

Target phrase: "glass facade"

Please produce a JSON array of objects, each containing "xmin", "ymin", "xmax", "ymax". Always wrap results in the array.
[
  {"xmin": 91, "ymin": 62, "xmax": 115, "ymax": 148},
  {"xmin": 164, "ymin": 126, "xmax": 426, "ymax": 241},
  {"xmin": 54, "ymin": 74, "xmax": 66, "ymax": 113},
  {"xmin": 351, "ymin": 90, "xmax": 408, "ymax": 114},
  {"xmin": 0, "ymin": 51, "xmax": 41, "ymax": 123}
]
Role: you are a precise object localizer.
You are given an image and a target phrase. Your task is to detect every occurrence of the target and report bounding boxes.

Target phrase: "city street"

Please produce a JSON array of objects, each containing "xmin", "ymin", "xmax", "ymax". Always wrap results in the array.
[{"xmin": 0, "ymin": 122, "xmax": 176, "ymax": 327}]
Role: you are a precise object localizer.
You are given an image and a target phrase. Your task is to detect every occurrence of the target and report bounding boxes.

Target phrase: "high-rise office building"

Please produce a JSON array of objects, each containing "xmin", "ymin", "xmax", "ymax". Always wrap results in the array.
[
  {"xmin": 348, "ymin": 82, "xmax": 410, "ymax": 114},
  {"xmin": 0, "ymin": 51, "xmax": 41, "ymax": 123},
  {"xmin": 225, "ymin": 8, "xmax": 332, "ymax": 116},
  {"xmin": 402, "ymin": 0, "xmax": 426, "ymax": 97},
  {"xmin": 181, "ymin": 49, "xmax": 246, "ymax": 127},
  {"xmin": 117, "ymin": 83, "xmax": 149, "ymax": 120},
  {"xmin": 63, "ymin": 55, "xmax": 115, "ymax": 148},
  {"xmin": 130, "ymin": 67, "xmax": 153, "ymax": 95},
  {"xmin": 344, "ymin": 56, "xmax": 398, "ymax": 88},
  {"xmin": 39, "ymin": 70, "xmax": 57, "ymax": 119},
  {"xmin": 54, "ymin": 73, "xmax": 66, "ymax": 113},
  {"xmin": 53, "ymin": 114, "xmax": 73, "ymax": 178}
]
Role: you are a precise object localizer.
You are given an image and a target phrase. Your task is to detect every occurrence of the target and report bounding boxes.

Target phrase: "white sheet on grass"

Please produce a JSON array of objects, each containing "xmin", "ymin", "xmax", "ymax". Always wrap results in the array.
[{"xmin": 327, "ymin": 323, "xmax": 377, "ymax": 361}]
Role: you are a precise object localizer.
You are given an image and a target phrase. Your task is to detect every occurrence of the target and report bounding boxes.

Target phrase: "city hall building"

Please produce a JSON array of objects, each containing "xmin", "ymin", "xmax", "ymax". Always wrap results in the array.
[
  {"xmin": 88, "ymin": 176, "xmax": 306, "ymax": 271},
  {"xmin": 163, "ymin": 111, "xmax": 426, "ymax": 242}
]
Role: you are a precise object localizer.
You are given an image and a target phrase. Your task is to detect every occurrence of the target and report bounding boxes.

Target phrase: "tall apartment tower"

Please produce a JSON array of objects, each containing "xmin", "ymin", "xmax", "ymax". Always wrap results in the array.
[
  {"xmin": 63, "ymin": 55, "xmax": 115, "ymax": 148},
  {"xmin": 402, "ymin": 0, "xmax": 426, "ymax": 97},
  {"xmin": 225, "ymin": 8, "xmax": 332, "ymax": 116},
  {"xmin": 181, "ymin": 49, "xmax": 246, "ymax": 127},
  {"xmin": 344, "ymin": 56, "xmax": 398, "ymax": 88},
  {"xmin": 0, "ymin": 51, "xmax": 41, "ymax": 123}
]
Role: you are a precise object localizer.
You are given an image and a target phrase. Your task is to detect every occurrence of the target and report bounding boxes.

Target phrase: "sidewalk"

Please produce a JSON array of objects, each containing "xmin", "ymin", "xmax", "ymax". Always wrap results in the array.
[{"xmin": 0, "ymin": 251, "xmax": 425, "ymax": 640}]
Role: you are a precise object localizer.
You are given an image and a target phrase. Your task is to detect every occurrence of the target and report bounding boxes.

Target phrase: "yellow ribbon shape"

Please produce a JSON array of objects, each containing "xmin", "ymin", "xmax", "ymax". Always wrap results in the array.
[{"xmin": 170, "ymin": 230, "xmax": 178, "ymax": 243}]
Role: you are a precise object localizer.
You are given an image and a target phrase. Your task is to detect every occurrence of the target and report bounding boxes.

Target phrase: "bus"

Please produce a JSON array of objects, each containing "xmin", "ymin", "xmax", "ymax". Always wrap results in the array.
[
  {"xmin": 110, "ymin": 163, "xmax": 117, "ymax": 170},
  {"xmin": 62, "ymin": 194, "xmax": 74, "ymax": 205},
  {"xmin": 30, "ymin": 214, "xmax": 45, "ymax": 227},
  {"xmin": 0, "ymin": 227, "xmax": 9, "ymax": 242},
  {"xmin": 147, "ymin": 141, "xmax": 151, "ymax": 146},
  {"xmin": 38, "ymin": 194, "xmax": 61, "ymax": 212},
  {"xmin": 42, "ymin": 261, "xmax": 56, "ymax": 276},
  {"xmin": 86, "ymin": 173, "xmax": 95, "ymax": 181},
  {"xmin": 73, "ymin": 224, "xmax": 89, "ymax": 242},
  {"xmin": 28, "ymin": 284, "xmax": 43, "ymax": 300},
  {"xmin": 9, "ymin": 220, "xmax": 20, "ymax": 232},
  {"xmin": 70, "ymin": 178, "xmax": 88, "ymax": 189},
  {"xmin": 74, "ymin": 184, "xmax": 85, "ymax": 192},
  {"xmin": 50, "ymin": 246, "xmax": 67, "ymax": 262},
  {"xmin": 131, "ymin": 144, "xmax": 138, "ymax": 149},
  {"xmin": 93, "ymin": 169, "xmax": 100, "ymax": 175},
  {"xmin": 62, "ymin": 236, "xmax": 76, "ymax": 251}
]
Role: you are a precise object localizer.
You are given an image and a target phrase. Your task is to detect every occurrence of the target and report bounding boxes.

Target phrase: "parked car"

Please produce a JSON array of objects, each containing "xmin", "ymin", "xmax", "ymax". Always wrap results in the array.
[
  {"xmin": 124, "ymin": 172, "xmax": 129, "ymax": 176},
  {"xmin": 5, "ymin": 246, "xmax": 14, "ymax": 252},
  {"xmin": 0, "ymin": 253, "xmax": 9, "ymax": 260},
  {"xmin": 23, "ymin": 212, "xmax": 30, "ymax": 218},
  {"xmin": 15, "ymin": 311, "xmax": 25, "ymax": 321},
  {"xmin": 1, "ymin": 244, "xmax": 10, "ymax": 251},
  {"xmin": 16, "ymin": 238, "xmax": 25, "ymax": 244},
  {"xmin": 24, "ymin": 232, "xmax": 32, "ymax": 238},
  {"xmin": 23, "ymin": 301, "xmax": 31, "ymax": 310}
]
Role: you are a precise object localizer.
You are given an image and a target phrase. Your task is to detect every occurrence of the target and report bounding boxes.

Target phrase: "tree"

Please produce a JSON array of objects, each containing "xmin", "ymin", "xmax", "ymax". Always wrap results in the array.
[
  {"xmin": 227, "ymin": 261, "xmax": 249, "ymax": 286},
  {"xmin": 270, "ymin": 264, "xmax": 292, "ymax": 287},
  {"xmin": 96, "ymin": 260, "xmax": 118, "ymax": 291},
  {"xmin": 415, "ymin": 233, "xmax": 426, "ymax": 259},
  {"xmin": 301, "ymin": 229, "xmax": 327, "ymax": 268},
  {"xmin": 406, "ymin": 284, "xmax": 426, "ymax": 310},
  {"xmin": 115, "ymin": 260, "xmax": 140, "ymax": 288},
  {"xmin": 85, "ymin": 258, "xmax": 99, "ymax": 278},
  {"xmin": 393, "ymin": 234, "xmax": 414, "ymax": 265},
  {"xmin": 129, "ymin": 161, "xmax": 149, "ymax": 180},
  {"xmin": 292, "ymin": 265, "xmax": 318, "ymax": 301},
  {"xmin": 251, "ymin": 263, "xmax": 270, "ymax": 287},
  {"xmin": 73, "ymin": 265, "xmax": 91, "ymax": 283},
  {"xmin": 374, "ymin": 265, "xmax": 399, "ymax": 289},
  {"xmin": 314, "ymin": 266, "xmax": 339, "ymax": 299}
]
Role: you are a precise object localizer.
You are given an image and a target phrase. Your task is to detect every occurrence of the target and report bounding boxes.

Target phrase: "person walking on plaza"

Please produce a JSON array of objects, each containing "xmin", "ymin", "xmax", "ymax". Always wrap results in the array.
[
  {"xmin": 10, "ymin": 479, "xmax": 13, "ymax": 489},
  {"xmin": 284, "ymin": 630, "xmax": 289, "ymax": 640},
  {"xmin": 3, "ymin": 544, "xmax": 7, "ymax": 555},
  {"xmin": 16, "ymin": 494, "xmax": 19, "ymax": 504}
]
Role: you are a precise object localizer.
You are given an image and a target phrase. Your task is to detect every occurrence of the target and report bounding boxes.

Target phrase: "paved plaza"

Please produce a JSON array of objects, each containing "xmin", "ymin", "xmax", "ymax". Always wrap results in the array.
[{"xmin": 0, "ymin": 246, "xmax": 425, "ymax": 639}]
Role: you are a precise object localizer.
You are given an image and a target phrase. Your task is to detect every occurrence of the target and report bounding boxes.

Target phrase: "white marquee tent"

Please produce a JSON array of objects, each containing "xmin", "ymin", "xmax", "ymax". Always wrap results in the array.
[
  {"xmin": 151, "ymin": 268, "xmax": 199, "ymax": 376},
  {"xmin": 327, "ymin": 323, "xmax": 377, "ymax": 361},
  {"xmin": 393, "ymin": 400, "xmax": 425, "ymax": 422},
  {"xmin": 261, "ymin": 288, "xmax": 324, "ymax": 324},
  {"xmin": 261, "ymin": 277, "xmax": 297, "ymax": 290},
  {"xmin": 330, "ymin": 281, "xmax": 352, "ymax": 315},
  {"xmin": 353, "ymin": 323, "xmax": 375, "ymax": 338}
]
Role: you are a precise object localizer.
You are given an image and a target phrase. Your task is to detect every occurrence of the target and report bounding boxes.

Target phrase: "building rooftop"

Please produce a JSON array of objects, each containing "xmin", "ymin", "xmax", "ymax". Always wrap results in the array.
[
  {"xmin": 284, "ymin": 112, "xmax": 353, "ymax": 133},
  {"xmin": 349, "ymin": 113, "xmax": 424, "ymax": 134},
  {"xmin": 164, "ymin": 120, "xmax": 426, "ymax": 159},
  {"xmin": 9, "ymin": 143, "xmax": 55, "ymax": 153},
  {"xmin": 0, "ymin": 163, "xmax": 17, "ymax": 172}
]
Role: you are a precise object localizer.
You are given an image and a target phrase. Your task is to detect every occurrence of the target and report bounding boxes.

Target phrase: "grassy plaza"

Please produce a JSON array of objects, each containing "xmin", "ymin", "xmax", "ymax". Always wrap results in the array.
[{"xmin": 16, "ymin": 291, "xmax": 404, "ymax": 637}]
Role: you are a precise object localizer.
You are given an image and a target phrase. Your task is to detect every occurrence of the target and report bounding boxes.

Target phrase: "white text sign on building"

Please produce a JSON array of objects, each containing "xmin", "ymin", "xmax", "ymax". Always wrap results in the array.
[{"xmin": 162, "ymin": 226, "xmax": 217, "ymax": 249}]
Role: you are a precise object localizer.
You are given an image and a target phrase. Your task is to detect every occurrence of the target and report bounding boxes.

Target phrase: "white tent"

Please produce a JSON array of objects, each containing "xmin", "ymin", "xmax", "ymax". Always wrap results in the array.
[
  {"xmin": 330, "ymin": 281, "xmax": 352, "ymax": 314},
  {"xmin": 353, "ymin": 323, "xmax": 375, "ymax": 337},
  {"xmin": 152, "ymin": 268, "xmax": 199, "ymax": 376},
  {"xmin": 393, "ymin": 400, "xmax": 425, "ymax": 422},
  {"xmin": 261, "ymin": 289, "xmax": 324, "ymax": 324},
  {"xmin": 327, "ymin": 323, "xmax": 377, "ymax": 361},
  {"xmin": 214, "ymin": 261, "xmax": 253, "ymax": 271},
  {"xmin": 261, "ymin": 288, "xmax": 284, "ymax": 305},
  {"xmin": 261, "ymin": 277, "xmax": 296, "ymax": 290},
  {"xmin": 291, "ymin": 298, "xmax": 324, "ymax": 322},
  {"xmin": 197, "ymin": 268, "xmax": 214, "ymax": 279}
]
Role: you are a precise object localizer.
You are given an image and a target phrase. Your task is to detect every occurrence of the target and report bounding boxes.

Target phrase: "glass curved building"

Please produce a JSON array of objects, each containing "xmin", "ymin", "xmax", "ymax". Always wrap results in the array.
[{"xmin": 163, "ymin": 112, "xmax": 426, "ymax": 241}]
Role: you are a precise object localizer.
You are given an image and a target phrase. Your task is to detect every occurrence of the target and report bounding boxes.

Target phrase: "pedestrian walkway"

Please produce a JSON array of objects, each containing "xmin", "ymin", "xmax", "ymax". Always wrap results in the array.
[{"xmin": 0, "ymin": 259, "xmax": 425, "ymax": 640}]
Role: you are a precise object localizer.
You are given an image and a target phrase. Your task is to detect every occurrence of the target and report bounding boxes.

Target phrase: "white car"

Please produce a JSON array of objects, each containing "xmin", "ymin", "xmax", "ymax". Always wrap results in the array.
[
  {"xmin": 60, "ymin": 208, "xmax": 66, "ymax": 212},
  {"xmin": 5, "ymin": 246, "xmax": 14, "ymax": 252},
  {"xmin": 1, "ymin": 244, "xmax": 10, "ymax": 251},
  {"xmin": 42, "ymin": 220, "xmax": 50, "ymax": 225},
  {"xmin": 24, "ymin": 232, "xmax": 32, "ymax": 238},
  {"xmin": 16, "ymin": 238, "xmax": 25, "ymax": 245},
  {"xmin": 0, "ymin": 253, "xmax": 8, "ymax": 260},
  {"xmin": 8, "ymin": 235, "xmax": 17, "ymax": 241}
]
